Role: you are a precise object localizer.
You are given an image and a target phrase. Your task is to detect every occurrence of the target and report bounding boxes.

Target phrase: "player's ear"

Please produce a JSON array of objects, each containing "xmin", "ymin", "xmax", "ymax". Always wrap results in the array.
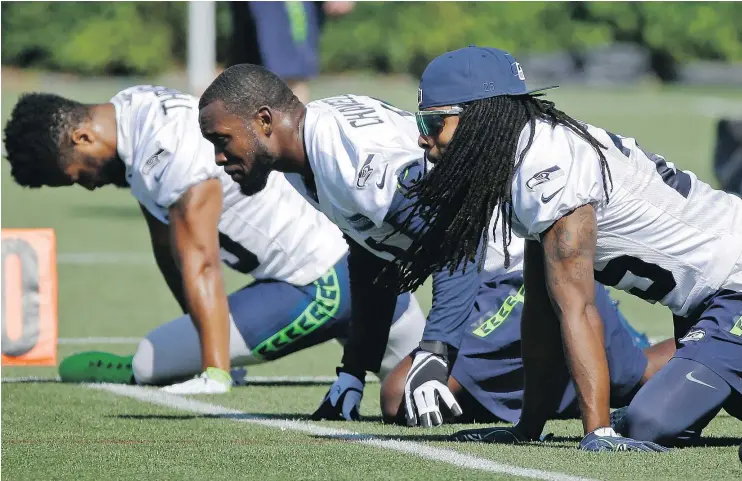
[
  {"xmin": 70, "ymin": 127, "xmax": 95, "ymax": 146},
  {"xmin": 256, "ymin": 106, "xmax": 273, "ymax": 136}
]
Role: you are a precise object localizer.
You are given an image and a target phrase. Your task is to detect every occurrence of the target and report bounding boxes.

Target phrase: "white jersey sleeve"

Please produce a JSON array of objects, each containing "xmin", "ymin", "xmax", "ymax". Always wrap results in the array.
[
  {"xmin": 111, "ymin": 85, "xmax": 220, "ymax": 221},
  {"xmin": 510, "ymin": 120, "xmax": 607, "ymax": 240}
]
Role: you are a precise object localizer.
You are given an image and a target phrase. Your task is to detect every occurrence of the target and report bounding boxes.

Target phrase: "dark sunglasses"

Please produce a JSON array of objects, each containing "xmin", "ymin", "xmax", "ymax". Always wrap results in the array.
[{"xmin": 415, "ymin": 106, "xmax": 465, "ymax": 137}]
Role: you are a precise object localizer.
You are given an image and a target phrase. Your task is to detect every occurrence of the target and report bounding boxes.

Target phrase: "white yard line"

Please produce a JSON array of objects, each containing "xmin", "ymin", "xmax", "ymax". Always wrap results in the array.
[{"xmin": 88, "ymin": 383, "xmax": 596, "ymax": 481}]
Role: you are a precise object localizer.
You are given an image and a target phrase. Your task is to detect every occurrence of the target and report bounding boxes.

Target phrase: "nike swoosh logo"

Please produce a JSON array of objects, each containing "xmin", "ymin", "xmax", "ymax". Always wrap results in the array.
[
  {"xmin": 686, "ymin": 371, "xmax": 717, "ymax": 389},
  {"xmin": 376, "ymin": 164, "xmax": 389, "ymax": 189},
  {"xmin": 541, "ymin": 187, "xmax": 564, "ymax": 203}
]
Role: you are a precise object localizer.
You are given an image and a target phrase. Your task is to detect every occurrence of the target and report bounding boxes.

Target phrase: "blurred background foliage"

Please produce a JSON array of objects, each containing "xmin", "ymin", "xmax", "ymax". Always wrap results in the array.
[{"xmin": 2, "ymin": 1, "xmax": 742, "ymax": 80}]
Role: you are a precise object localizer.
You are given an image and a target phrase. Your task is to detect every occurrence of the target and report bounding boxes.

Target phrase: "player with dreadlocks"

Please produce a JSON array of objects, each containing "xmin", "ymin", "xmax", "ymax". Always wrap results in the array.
[
  {"xmin": 393, "ymin": 87, "xmax": 611, "ymax": 292},
  {"xmin": 393, "ymin": 45, "xmax": 742, "ymax": 450}
]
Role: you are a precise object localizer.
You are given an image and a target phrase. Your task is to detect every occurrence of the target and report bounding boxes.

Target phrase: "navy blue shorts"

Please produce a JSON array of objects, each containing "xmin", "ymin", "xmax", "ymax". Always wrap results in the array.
[
  {"xmin": 673, "ymin": 289, "xmax": 742, "ymax": 397},
  {"xmin": 451, "ymin": 275, "xmax": 648, "ymax": 423},
  {"xmin": 229, "ymin": 254, "xmax": 351, "ymax": 361},
  {"xmin": 244, "ymin": 1, "xmax": 321, "ymax": 79}
]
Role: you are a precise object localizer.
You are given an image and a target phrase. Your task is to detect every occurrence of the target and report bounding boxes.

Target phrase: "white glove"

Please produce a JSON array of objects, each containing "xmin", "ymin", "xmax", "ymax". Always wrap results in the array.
[
  {"xmin": 311, "ymin": 369, "xmax": 364, "ymax": 421},
  {"xmin": 404, "ymin": 348, "xmax": 462, "ymax": 427}
]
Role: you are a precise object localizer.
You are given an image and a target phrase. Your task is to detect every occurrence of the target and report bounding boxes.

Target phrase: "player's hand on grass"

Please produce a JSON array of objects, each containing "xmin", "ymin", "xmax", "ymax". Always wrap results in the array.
[
  {"xmin": 579, "ymin": 427, "xmax": 670, "ymax": 452},
  {"xmin": 160, "ymin": 367, "xmax": 232, "ymax": 394},
  {"xmin": 311, "ymin": 368, "xmax": 364, "ymax": 421},
  {"xmin": 404, "ymin": 346, "xmax": 462, "ymax": 428}
]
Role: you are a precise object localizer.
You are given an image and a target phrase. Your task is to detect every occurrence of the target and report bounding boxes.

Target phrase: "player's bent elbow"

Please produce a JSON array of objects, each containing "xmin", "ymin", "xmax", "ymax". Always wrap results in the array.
[{"xmin": 182, "ymin": 254, "xmax": 222, "ymax": 285}]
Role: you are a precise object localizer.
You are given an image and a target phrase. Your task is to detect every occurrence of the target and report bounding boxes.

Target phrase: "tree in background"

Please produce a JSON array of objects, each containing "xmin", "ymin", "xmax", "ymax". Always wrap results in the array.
[{"xmin": 3, "ymin": 2, "xmax": 741, "ymax": 81}]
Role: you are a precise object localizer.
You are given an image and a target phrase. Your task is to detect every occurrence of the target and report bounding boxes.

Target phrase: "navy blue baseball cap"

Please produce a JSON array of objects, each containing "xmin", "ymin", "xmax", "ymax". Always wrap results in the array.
[{"xmin": 417, "ymin": 45, "xmax": 558, "ymax": 110}]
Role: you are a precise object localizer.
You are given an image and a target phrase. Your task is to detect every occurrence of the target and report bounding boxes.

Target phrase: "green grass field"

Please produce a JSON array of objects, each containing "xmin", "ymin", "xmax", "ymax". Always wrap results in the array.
[{"xmin": 2, "ymin": 70, "xmax": 741, "ymax": 480}]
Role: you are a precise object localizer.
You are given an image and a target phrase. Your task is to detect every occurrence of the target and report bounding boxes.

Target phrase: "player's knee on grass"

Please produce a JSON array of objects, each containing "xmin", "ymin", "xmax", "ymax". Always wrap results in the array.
[
  {"xmin": 132, "ymin": 338, "xmax": 156, "ymax": 385},
  {"xmin": 625, "ymin": 357, "xmax": 730, "ymax": 445},
  {"xmin": 130, "ymin": 316, "xmax": 204, "ymax": 385},
  {"xmin": 132, "ymin": 311, "xmax": 255, "ymax": 386},
  {"xmin": 625, "ymin": 397, "xmax": 679, "ymax": 444}
]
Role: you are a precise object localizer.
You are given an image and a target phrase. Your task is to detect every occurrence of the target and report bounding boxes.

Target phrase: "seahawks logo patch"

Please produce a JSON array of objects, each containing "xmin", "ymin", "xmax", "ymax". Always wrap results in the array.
[
  {"xmin": 142, "ymin": 148, "xmax": 165, "ymax": 175},
  {"xmin": 526, "ymin": 165, "xmax": 564, "ymax": 190},
  {"xmin": 356, "ymin": 153, "xmax": 377, "ymax": 189},
  {"xmin": 679, "ymin": 329, "xmax": 705, "ymax": 343}
]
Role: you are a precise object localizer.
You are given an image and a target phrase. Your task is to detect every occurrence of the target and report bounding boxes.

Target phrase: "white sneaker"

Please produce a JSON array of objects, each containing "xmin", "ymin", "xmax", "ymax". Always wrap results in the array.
[{"xmin": 161, "ymin": 371, "xmax": 231, "ymax": 394}]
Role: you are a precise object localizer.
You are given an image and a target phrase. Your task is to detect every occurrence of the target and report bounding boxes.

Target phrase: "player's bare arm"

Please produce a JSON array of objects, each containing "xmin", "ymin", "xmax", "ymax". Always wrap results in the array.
[
  {"xmin": 541, "ymin": 204, "xmax": 610, "ymax": 435},
  {"xmin": 139, "ymin": 203, "xmax": 188, "ymax": 313},
  {"xmin": 169, "ymin": 178, "xmax": 231, "ymax": 373}
]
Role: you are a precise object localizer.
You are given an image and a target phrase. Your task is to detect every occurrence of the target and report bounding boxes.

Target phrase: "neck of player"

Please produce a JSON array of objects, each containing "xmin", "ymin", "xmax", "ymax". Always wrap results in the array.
[
  {"xmin": 279, "ymin": 105, "xmax": 313, "ymax": 180},
  {"xmin": 90, "ymin": 103, "xmax": 119, "ymax": 157}
]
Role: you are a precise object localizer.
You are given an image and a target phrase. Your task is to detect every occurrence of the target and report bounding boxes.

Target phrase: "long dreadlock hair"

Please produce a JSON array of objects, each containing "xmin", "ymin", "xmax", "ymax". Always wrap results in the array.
[{"xmin": 388, "ymin": 94, "xmax": 613, "ymax": 293}]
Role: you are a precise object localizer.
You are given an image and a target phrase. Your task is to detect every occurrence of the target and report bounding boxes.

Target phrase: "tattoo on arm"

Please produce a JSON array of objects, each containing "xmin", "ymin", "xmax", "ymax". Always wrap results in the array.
[{"xmin": 543, "ymin": 206, "xmax": 597, "ymax": 289}]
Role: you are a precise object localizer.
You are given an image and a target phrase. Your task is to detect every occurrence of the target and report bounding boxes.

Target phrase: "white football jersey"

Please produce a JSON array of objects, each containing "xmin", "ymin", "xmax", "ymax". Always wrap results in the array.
[
  {"xmin": 110, "ymin": 85, "xmax": 347, "ymax": 286},
  {"xmin": 483, "ymin": 215, "xmax": 525, "ymax": 282},
  {"xmin": 302, "ymin": 94, "xmax": 424, "ymax": 260},
  {"xmin": 302, "ymin": 94, "xmax": 525, "ymax": 281},
  {"xmin": 510, "ymin": 118, "xmax": 742, "ymax": 316}
]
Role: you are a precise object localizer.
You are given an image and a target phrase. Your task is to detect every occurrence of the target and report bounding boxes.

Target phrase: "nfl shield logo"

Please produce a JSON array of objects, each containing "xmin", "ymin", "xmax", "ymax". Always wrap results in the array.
[
  {"xmin": 515, "ymin": 62, "xmax": 525, "ymax": 81},
  {"xmin": 417, "ymin": 88, "xmax": 423, "ymax": 107}
]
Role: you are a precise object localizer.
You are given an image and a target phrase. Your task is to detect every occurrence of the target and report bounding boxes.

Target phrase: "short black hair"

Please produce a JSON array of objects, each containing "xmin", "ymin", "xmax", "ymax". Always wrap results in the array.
[
  {"xmin": 4, "ymin": 92, "xmax": 89, "ymax": 187},
  {"xmin": 199, "ymin": 63, "xmax": 299, "ymax": 115}
]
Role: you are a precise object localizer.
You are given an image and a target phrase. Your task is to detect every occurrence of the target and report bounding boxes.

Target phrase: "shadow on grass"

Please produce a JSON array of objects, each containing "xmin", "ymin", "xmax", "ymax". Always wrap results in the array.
[
  {"xmin": 309, "ymin": 432, "xmax": 582, "ymax": 450},
  {"xmin": 677, "ymin": 436, "xmax": 742, "ymax": 448},
  {"xmin": 111, "ymin": 413, "xmax": 739, "ymax": 450}
]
